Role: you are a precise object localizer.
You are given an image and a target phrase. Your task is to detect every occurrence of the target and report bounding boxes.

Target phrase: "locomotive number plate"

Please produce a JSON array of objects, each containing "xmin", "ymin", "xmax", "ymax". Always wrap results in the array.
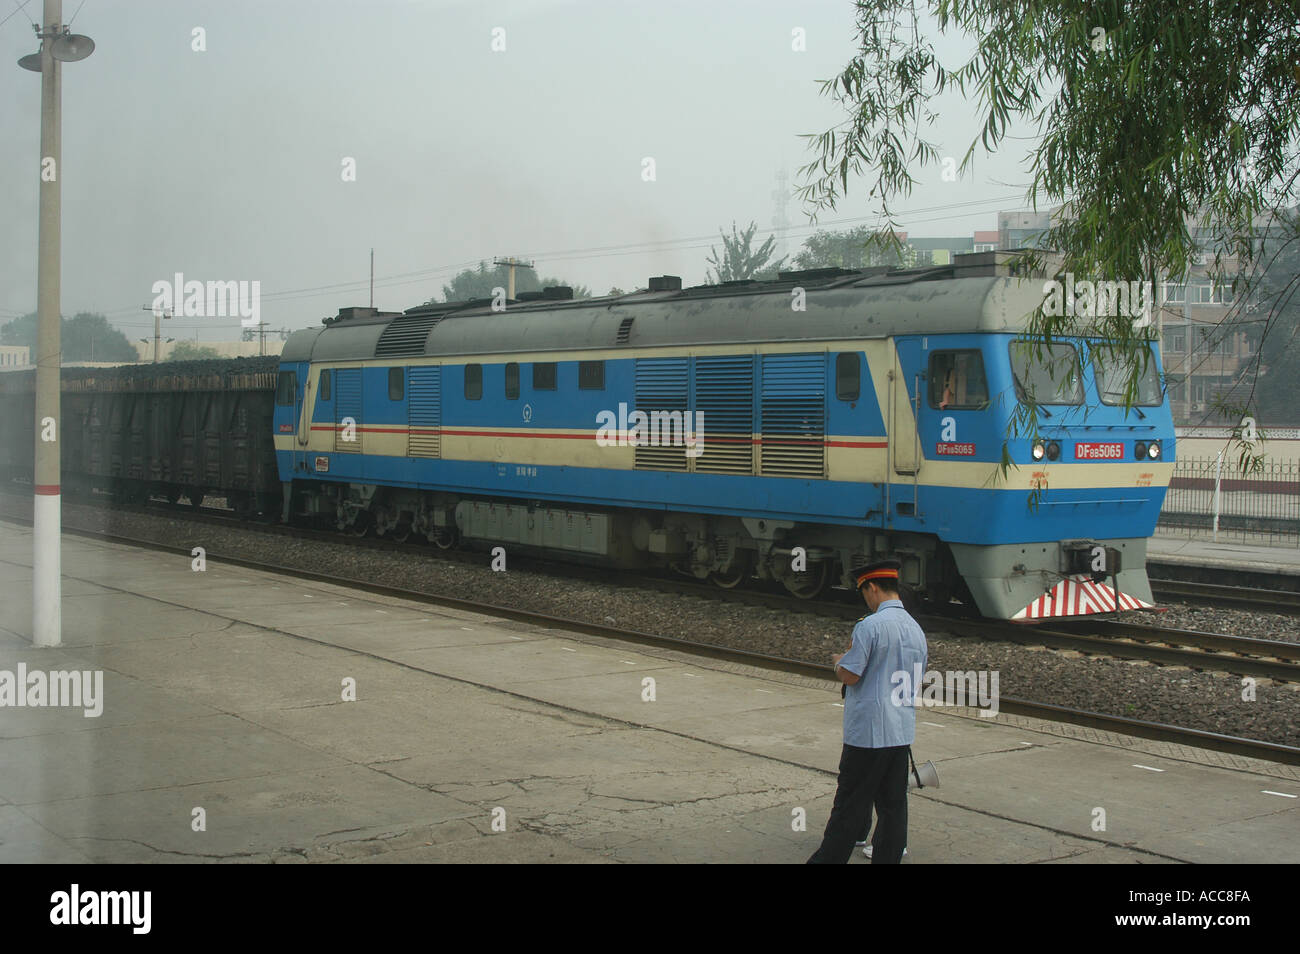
[
  {"xmin": 314, "ymin": 456, "xmax": 329, "ymax": 473},
  {"xmin": 1075, "ymin": 442, "xmax": 1124, "ymax": 460},
  {"xmin": 935, "ymin": 442, "xmax": 976, "ymax": 456}
]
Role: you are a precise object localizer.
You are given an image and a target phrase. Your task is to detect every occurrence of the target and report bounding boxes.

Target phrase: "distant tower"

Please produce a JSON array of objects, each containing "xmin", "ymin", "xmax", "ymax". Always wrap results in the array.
[{"xmin": 771, "ymin": 168, "xmax": 792, "ymax": 261}]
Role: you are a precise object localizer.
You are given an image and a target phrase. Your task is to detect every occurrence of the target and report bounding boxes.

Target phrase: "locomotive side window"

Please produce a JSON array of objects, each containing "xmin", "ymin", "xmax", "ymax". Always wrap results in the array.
[
  {"xmin": 579, "ymin": 360, "xmax": 605, "ymax": 390},
  {"xmin": 319, "ymin": 369, "xmax": 331, "ymax": 401},
  {"xmin": 505, "ymin": 362, "xmax": 520, "ymax": 400},
  {"xmin": 275, "ymin": 371, "xmax": 297, "ymax": 406},
  {"xmin": 1009, "ymin": 341, "xmax": 1083, "ymax": 405},
  {"xmin": 464, "ymin": 364, "xmax": 482, "ymax": 400},
  {"xmin": 533, "ymin": 362, "xmax": 557, "ymax": 390},
  {"xmin": 388, "ymin": 367, "xmax": 404, "ymax": 401},
  {"xmin": 1093, "ymin": 344, "xmax": 1163, "ymax": 406},
  {"xmin": 928, "ymin": 351, "xmax": 988, "ymax": 409},
  {"xmin": 835, "ymin": 352, "xmax": 860, "ymax": 400}
]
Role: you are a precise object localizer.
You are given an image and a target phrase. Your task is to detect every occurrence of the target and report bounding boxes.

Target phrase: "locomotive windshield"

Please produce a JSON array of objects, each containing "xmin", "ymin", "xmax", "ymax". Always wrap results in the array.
[
  {"xmin": 1008, "ymin": 341, "xmax": 1083, "ymax": 405},
  {"xmin": 928, "ymin": 350, "xmax": 988, "ymax": 409},
  {"xmin": 1092, "ymin": 344, "xmax": 1164, "ymax": 406},
  {"xmin": 275, "ymin": 371, "xmax": 297, "ymax": 406}
]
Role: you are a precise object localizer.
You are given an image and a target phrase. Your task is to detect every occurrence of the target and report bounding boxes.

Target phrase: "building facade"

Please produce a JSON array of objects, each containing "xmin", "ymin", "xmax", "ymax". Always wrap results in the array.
[{"xmin": 0, "ymin": 346, "xmax": 30, "ymax": 370}]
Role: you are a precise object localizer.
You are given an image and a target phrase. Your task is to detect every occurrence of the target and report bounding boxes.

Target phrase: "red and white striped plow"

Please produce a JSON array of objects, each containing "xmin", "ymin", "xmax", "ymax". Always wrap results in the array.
[{"xmin": 1012, "ymin": 576, "xmax": 1155, "ymax": 621}]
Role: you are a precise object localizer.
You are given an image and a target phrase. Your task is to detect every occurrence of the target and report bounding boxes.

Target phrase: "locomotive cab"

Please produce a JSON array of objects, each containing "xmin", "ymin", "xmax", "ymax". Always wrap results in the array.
[{"xmin": 931, "ymin": 335, "xmax": 1174, "ymax": 619}]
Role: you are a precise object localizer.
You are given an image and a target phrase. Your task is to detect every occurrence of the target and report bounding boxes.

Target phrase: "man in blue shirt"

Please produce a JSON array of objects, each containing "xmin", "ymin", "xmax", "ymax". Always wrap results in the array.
[{"xmin": 807, "ymin": 558, "xmax": 929, "ymax": 864}]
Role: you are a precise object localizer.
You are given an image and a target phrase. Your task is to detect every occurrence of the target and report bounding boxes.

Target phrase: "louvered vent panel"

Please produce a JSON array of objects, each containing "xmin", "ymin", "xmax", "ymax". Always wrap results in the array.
[
  {"xmin": 375, "ymin": 314, "xmax": 443, "ymax": 357},
  {"xmin": 633, "ymin": 357, "xmax": 689, "ymax": 471},
  {"xmin": 334, "ymin": 368, "xmax": 363, "ymax": 453},
  {"xmin": 759, "ymin": 353, "xmax": 825, "ymax": 478},
  {"xmin": 693, "ymin": 355, "xmax": 754, "ymax": 474},
  {"xmin": 407, "ymin": 366, "xmax": 441, "ymax": 458},
  {"xmin": 616, "ymin": 317, "xmax": 635, "ymax": 345}
]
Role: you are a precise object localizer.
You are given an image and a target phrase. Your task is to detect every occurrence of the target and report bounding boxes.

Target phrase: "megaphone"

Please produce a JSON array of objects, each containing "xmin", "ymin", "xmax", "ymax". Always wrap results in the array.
[{"xmin": 908, "ymin": 759, "xmax": 940, "ymax": 790}]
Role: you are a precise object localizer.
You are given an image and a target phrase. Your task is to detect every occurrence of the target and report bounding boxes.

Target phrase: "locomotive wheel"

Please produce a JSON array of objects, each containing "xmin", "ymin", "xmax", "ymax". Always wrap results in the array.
[
  {"xmin": 709, "ymin": 555, "xmax": 753, "ymax": 589},
  {"xmin": 709, "ymin": 567, "xmax": 748, "ymax": 589},
  {"xmin": 387, "ymin": 522, "xmax": 411, "ymax": 543},
  {"xmin": 349, "ymin": 512, "xmax": 373, "ymax": 537},
  {"xmin": 230, "ymin": 492, "xmax": 254, "ymax": 520},
  {"xmin": 782, "ymin": 560, "xmax": 830, "ymax": 600},
  {"xmin": 431, "ymin": 528, "xmax": 458, "ymax": 550}
]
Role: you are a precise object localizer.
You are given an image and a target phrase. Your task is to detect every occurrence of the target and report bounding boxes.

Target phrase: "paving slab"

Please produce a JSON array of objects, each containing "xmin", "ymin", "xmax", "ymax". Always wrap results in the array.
[
  {"xmin": 1148, "ymin": 534, "xmax": 1300, "ymax": 575},
  {"xmin": 0, "ymin": 519, "xmax": 1295, "ymax": 864}
]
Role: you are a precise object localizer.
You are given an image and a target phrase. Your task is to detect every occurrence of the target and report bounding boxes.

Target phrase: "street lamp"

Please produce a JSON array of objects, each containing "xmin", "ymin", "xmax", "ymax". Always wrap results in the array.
[
  {"xmin": 19, "ymin": 1, "xmax": 95, "ymax": 649},
  {"xmin": 139, "ymin": 336, "xmax": 174, "ymax": 361}
]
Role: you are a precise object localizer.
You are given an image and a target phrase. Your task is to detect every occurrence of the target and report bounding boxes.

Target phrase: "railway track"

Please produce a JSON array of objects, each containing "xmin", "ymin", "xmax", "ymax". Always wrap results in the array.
[
  {"xmin": 1, "ymin": 496, "xmax": 1298, "ymax": 765},
  {"xmin": 1150, "ymin": 578, "xmax": 1300, "ymax": 615},
  {"xmin": 4, "ymin": 490, "xmax": 1299, "ymax": 683}
]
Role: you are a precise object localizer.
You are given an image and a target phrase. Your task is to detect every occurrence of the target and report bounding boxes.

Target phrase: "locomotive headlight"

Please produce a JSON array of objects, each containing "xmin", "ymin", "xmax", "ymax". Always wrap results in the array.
[
  {"xmin": 1148, "ymin": 441, "xmax": 1161, "ymax": 459},
  {"xmin": 1032, "ymin": 441, "xmax": 1046, "ymax": 461},
  {"xmin": 1135, "ymin": 441, "xmax": 1147, "ymax": 459},
  {"xmin": 1046, "ymin": 441, "xmax": 1061, "ymax": 461}
]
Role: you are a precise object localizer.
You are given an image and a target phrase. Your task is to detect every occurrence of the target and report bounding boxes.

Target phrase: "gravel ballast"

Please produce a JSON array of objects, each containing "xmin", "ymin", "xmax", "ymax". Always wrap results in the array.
[{"xmin": 4, "ymin": 497, "xmax": 1298, "ymax": 749}]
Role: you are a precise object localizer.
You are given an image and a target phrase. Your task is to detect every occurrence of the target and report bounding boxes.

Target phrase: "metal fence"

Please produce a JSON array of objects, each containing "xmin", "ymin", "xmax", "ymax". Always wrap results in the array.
[{"xmin": 1159, "ymin": 455, "xmax": 1300, "ymax": 544}]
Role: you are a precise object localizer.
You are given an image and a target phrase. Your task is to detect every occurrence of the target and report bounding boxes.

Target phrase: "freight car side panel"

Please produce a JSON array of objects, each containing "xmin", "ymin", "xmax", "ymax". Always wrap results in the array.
[{"xmin": 1, "ymin": 362, "xmax": 281, "ymax": 511}]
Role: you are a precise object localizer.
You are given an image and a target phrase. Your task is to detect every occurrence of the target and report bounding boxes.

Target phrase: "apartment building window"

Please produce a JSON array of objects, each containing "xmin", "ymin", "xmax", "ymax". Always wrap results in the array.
[{"xmin": 1167, "ymin": 328, "xmax": 1186, "ymax": 353}]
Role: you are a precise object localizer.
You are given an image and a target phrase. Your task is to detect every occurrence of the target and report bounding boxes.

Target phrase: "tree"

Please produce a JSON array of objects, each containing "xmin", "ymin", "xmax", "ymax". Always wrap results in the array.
[
  {"xmin": 793, "ymin": 226, "xmax": 915, "ymax": 270},
  {"xmin": 435, "ymin": 261, "xmax": 591, "ymax": 303},
  {"xmin": 798, "ymin": 1, "xmax": 1300, "ymax": 458},
  {"xmin": 0, "ymin": 313, "xmax": 37, "ymax": 350},
  {"xmin": 706, "ymin": 221, "xmax": 788, "ymax": 283},
  {"xmin": 1, "ymin": 311, "xmax": 137, "ymax": 362},
  {"xmin": 166, "ymin": 341, "xmax": 224, "ymax": 361}
]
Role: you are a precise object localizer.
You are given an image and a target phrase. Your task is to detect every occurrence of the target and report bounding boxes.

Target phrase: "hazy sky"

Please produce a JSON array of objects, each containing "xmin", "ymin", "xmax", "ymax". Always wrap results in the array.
[{"xmin": 1, "ymin": 0, "xmax": 1036, "ymax": 344}]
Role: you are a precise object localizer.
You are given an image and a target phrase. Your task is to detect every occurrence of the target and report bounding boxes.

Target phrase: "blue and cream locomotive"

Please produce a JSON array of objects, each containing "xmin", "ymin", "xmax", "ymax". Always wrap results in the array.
[{"xmin": 272, "ymin": 254, "xmax": 1174, "ymax": 620}]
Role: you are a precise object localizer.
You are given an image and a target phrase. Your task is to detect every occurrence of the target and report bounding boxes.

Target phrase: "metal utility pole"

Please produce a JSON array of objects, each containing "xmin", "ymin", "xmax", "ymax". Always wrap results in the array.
[
  {"xmin": 369, "ymin": 248, "xmax": 374, "ymax": 308},
  {"xmin": 252, "ymin": 323, "xmax": 293, "ymax": 355},
  {"xmin": 141, "ymin": 305, "xmax": 171, "ymax": 362},
  {"xmin": 32, "ymin": 1, "xmax": 63, "ymax": 648},
  {"xmin": 20, "ymin": 0, "xmax": 95, "ymax": 647},
  {"xmin": 493, "ymin": 256, "xmax": 534, "ymax": 301},
  {"xmin": 771, "ymin": 168, "xmax": 791, "ymax": 260}
]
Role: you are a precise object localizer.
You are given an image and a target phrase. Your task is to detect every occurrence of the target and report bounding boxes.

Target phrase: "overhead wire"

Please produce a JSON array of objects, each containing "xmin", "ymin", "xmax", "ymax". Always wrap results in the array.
[
  {"xmin": 82, "ymin": 192, "xmax": 1025, "ymax": 326},
  {"xmin": 0, "ymin": 0, "xmax": 34, "ymax": 30}
]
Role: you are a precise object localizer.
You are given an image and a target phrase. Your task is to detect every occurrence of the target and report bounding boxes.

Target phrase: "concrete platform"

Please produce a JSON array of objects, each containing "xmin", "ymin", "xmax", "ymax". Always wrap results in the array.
[
  {"xmin": 0, "ymin": 519, "xmax": 1296, "ymax": 863},
  {"xmin": 1149, "ymin": 533, "xmax": 1300, "ymax": 578}
]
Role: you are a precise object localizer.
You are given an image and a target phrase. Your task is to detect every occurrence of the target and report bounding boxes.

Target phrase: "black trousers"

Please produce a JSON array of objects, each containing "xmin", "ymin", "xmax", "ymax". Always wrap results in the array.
[{"xmin": 807, "ymin": 743, "xmax": 910, "ymax": 864}]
